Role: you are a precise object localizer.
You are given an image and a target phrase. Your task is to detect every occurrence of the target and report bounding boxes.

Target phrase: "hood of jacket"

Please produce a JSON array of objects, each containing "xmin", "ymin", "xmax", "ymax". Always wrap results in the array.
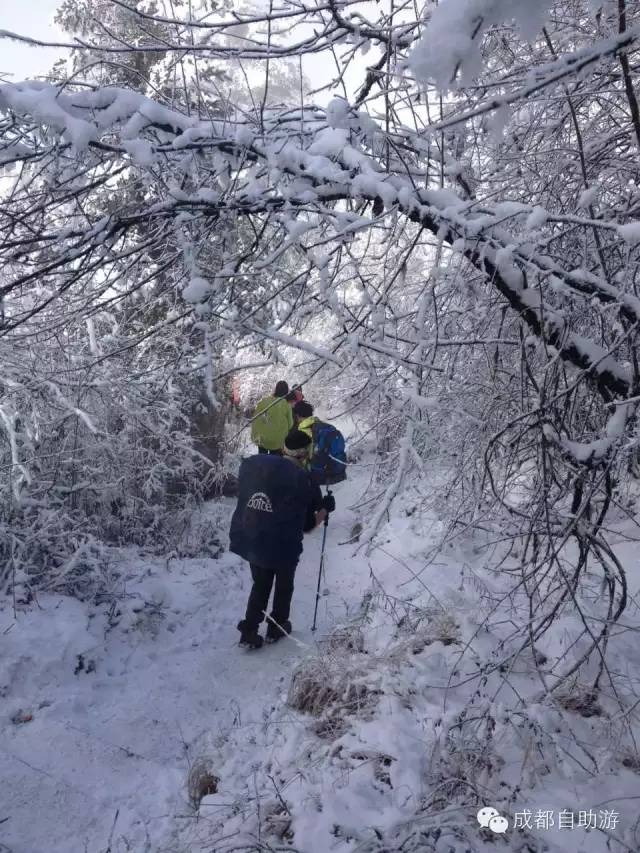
[{"xmin": 298, "ymin": 416, "xmax": 317, "ymax": 434}]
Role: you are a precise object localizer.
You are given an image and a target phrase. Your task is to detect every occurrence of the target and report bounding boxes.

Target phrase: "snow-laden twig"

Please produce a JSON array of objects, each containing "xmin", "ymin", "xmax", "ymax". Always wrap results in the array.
[{"xmin": 359, "ymin": 423, "xmax": 413, "ymax": 551}]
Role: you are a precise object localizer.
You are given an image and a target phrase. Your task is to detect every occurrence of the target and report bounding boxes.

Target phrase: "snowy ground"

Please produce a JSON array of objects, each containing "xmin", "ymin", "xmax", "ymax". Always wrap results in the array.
[
  {"xmin": 0, "ymin": 475, "xmax": 368, "ymax": 853},
  {"xmin": 3, "ymin": 456, "xmax": 640, "ymax": 853}
]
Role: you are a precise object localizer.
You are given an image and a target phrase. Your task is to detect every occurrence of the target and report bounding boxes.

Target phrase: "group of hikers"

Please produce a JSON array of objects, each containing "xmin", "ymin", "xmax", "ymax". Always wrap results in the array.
[{"xmin": 229, "ymin": 381, "xmax": 347, "ymax": 650}]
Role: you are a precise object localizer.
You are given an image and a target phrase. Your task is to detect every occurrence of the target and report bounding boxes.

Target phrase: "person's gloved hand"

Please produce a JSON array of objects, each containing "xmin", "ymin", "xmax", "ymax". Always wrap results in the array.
[{"xmin": 322, "ymin": 493, "xmax": 336, "ymax": 514}]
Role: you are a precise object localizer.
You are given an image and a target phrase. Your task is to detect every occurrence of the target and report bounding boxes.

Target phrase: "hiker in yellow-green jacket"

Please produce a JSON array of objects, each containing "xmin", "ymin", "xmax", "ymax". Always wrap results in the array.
[
  {"xmin": 292, "ymin": 400, "xmax": 318, "ymax": 462},
  {"xmin": 251, "ymin": 381, "xmax": 294, "ymax": 455},
  {"xmin": 291, "ymin": 399, "xmax": 348, "ymax": 485}
]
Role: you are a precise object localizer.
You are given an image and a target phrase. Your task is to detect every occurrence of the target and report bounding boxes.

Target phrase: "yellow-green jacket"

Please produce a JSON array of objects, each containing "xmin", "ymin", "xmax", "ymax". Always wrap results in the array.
[
  {"xmin": 251, "ymin": 395, "xmax": 293, "ymax": 451},
  {"xmin": 298, "ymin": 415, "xmax": 319, "ymax": 462}
]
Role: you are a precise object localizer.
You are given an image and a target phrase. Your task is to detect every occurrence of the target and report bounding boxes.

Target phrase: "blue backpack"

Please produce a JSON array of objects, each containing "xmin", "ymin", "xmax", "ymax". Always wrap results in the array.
[{"xmin": 310, "ymin": 421, "xmax": 347, "ymax": 485}]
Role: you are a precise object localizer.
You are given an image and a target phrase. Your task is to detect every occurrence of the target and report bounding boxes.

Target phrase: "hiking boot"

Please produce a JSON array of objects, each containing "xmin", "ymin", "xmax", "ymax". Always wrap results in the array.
[
  {"xmin": 237, "ymin": 620, "xmax": 264, "ymax": 649},
  {"xmin": 266, "ymin": 619, "xmax": 292, "ymax": 643}
]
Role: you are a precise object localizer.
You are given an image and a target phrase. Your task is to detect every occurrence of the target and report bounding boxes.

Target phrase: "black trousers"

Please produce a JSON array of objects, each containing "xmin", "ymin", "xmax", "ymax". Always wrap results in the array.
[
  {"xmin": 244, "ymin": 563, "xmax": 296, "ymax": 631},
  {"xmin": 258, "ymin": 446, "xmax": 283, "ymax": 456}
]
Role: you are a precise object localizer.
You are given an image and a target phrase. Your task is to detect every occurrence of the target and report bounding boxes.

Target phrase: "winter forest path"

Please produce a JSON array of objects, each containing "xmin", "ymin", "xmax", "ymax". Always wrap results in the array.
[{"xmin": 0, "ymin": 472, "xmax": 370, "ymax": 853}]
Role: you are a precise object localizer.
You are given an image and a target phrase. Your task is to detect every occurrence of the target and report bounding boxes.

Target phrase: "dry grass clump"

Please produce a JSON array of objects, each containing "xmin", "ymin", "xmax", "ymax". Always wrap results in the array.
[
  {"xmin": 396, "ymin": 607, "xmax": 460, "ymax": 652},
  {"xmin": 621, "ymin": 751, "xmax": 640, "ymax": 772},
  {"xmin": 287, "ymin": 622, "xmax": 384, "ymax": 744},
  {"xmin": 288, "ymin": 655, "xmax": 377, "ymax": 718},
  {"xmin": 187, "ymin": 758, "xmax": 219, "ymax": 809},
  {"xmin": 426, "ymin": 708, "xmax": 506, "ymax": 807},
  {"xmin": 288, "ymin": 622, "xmax": 374, "ymax": 717},
  {"xmin": 287, "ymin": 658, "xmax": 341, "ymax": 716},
  {"xmin": 318, "ymin": 625, "xmax": 366, "ymax": 654},
  {"xmin": 312, "ymin": 714, "xmax": 348, "ymax": 740},
  {"xmin": 288, "ymin": 608, "xmax": 460, "ymax": 738},
  {"xmin": 556, "ymin": 689, "xmax": 603, "ymax": 718}
]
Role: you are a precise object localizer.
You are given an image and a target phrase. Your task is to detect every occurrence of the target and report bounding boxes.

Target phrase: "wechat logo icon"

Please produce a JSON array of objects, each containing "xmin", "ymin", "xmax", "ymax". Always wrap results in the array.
[{"xmin": 477, "ymin": 806, "xmax": 509, "ymax": 834}]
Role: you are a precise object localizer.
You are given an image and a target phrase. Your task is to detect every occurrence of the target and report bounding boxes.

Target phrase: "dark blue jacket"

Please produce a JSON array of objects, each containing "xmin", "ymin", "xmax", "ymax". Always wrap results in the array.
[{"xmin": 229, "ymin": 454, "xmax": 323, "ymax": 569}]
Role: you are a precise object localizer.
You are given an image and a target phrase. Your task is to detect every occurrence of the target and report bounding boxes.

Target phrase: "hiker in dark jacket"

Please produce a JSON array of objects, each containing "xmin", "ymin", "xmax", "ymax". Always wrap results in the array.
[
  {"xmin": 286, "ymin": 387, "xmax": 304, "ymax": 408},
  {"xmin": 230, "ymin": 430, "xmax": 335, "ymax": 648}
]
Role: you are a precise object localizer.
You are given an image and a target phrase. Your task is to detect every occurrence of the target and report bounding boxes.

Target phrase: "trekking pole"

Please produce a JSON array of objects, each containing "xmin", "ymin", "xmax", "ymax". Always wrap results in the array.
[{"xmin": 311, "ymin": 495, "xmax": 331, "ymax": 632}]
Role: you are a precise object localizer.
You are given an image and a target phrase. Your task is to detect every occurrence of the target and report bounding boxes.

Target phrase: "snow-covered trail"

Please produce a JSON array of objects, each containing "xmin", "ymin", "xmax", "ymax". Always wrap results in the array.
[{"xmin": 1, "ymin": 477, "xmax": 368, "ymax": 853}]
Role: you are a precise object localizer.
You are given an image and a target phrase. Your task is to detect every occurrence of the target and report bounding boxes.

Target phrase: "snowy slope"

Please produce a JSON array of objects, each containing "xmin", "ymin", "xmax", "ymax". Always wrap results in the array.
[
  {"xmin": 186, "ymin": 509, "xmax": 640, "ymax": 853},
  {"xmin": 0, "ymin": 479, "xmax": 366, "ymax": 853},
  {"xmin": 3, "ymin": 456, "xmax": 640, "ymax": 853}
]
